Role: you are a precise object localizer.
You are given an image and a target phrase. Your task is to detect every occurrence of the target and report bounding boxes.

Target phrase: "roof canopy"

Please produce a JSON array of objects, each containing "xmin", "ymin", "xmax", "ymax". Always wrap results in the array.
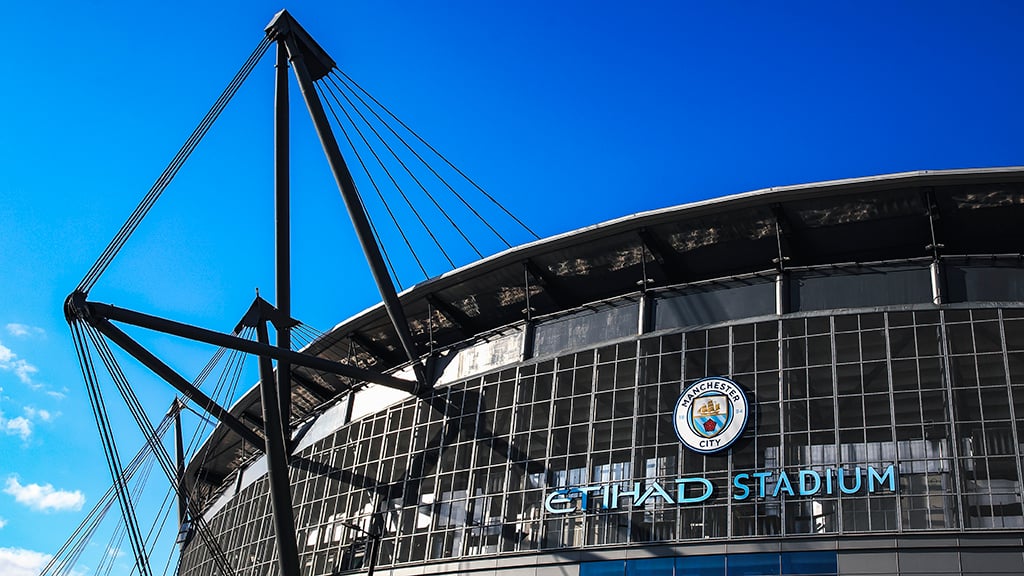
[{"xmin": 186, "ymin": 166, "xmax": 1024, "ymax": 497}]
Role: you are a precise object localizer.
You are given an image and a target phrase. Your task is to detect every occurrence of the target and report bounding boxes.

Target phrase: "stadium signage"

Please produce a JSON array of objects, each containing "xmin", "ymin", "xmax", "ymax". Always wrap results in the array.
[
  {"xmin": 543, "ymin": 465, "xmax": 896, "ymax": 514},
  {"xmin": 673, "ymin": 377, "xmax": 748, "ymax": 454}
]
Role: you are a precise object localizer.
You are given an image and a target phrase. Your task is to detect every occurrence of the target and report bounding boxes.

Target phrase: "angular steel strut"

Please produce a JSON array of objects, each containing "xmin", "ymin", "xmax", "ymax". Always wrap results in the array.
[
  {"xmin": 62, "ymin": 11, "xmax": 442, "ymax": 576},
  {"xmin": 267, "ymin": 10, "xmax": 430, "ymax": 388}
]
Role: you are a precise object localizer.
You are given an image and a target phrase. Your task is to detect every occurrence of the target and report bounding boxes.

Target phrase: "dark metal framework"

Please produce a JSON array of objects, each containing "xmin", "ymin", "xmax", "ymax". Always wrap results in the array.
[{"xmin": 63, "ymin": 10, "xmax": 438, "ymax": 576}]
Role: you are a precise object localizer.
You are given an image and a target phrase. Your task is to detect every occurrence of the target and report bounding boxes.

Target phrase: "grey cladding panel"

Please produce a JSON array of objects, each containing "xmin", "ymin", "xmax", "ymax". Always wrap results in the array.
[
  {"xmin": 896, "ymin": 551, "xmax": 960, "ymax": 574},
  {"xmin": 960, "ymin": 550, "xmax": 1024, "ymax": 574},
  {"xmin": 837, "ymin": 551, "xmax": 897, "ymax": 574}
]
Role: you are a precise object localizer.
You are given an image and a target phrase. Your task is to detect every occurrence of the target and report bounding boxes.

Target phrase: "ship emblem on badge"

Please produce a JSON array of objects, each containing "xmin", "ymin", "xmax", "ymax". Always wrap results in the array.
[{"xmin": 673, "ymin": 377, "xmax": 749, "ymax": 454}]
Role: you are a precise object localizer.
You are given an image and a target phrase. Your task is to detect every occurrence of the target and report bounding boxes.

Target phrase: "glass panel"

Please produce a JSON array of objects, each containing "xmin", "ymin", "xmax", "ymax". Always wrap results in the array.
[
  {"xmin": 945, "ymin": 262, "xmax": 1024, "ymax": 303},
  {"xmin": 581, "ymin": 561, "xmax": 626, "ymax": 576},
  {"xmin": 790, "ymin": 264, "xmax": 931, "ymax": 311},
  {"xmin": 627, "ymin": 557, "xmax": 674, "ymax": 576},
  {"xmin": 655, "ymin": 280, "xmax": 774, "ymax": 330},
  {"xmin": 727, "ymin": 553, "xmax": 779, "ymax": 576},
  {"xmin": 185, "ymin": 306, "xmax": 1024, "ymax": 574},
  {"xmin": 678, "ymin": 554, "xmax": 726, "ymax": 576},
  {"xmin": 534, "ymin": 301, "xmax": 640, "ymax": 357},
  {"xmin": 780, "ymin": 551, "xmax": 838, "ymax": 575}
]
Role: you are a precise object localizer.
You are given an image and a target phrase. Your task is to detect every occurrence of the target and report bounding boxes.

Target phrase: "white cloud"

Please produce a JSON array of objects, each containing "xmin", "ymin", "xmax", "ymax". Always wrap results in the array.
[
  {"xmin": 0, "ymin": 342, "xmax": 39, "ymax": 387},
  {"xmin": 0, "ymin": 547, "xmax": 52, "ymax": 576},
  {"xmin": 0, "ymin": 405, "xmax": 59, "ymax": 441},
  {"xmin": 0, "ymin": 517, "xmax": 7, "ymax": 528},
  {"xmin": 4, "ymin": 477, "xmax": 85, "ymax": 512},
  {"xmin": 2, "ymin": 416, "xmax": 31, "ymax": 441},
  {"xmin": 5, "ymin": 324, "xmax": 44, "ymax": 339},
  {"xmin": 0, "ymin": 409, "xmax": 32, "ymax": 441},
  {"xmin": 23, "ymin": 407, "xmax": 55, "ymax": 422}
]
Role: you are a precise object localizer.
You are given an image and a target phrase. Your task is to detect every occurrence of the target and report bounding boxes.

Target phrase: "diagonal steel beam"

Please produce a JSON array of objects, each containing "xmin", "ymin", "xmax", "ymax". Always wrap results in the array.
[
  {"xmin": 82, "ymin": 298, "xmax": 420, "ymax": 394},
  {"xmin": 524, "ymin": 259, "xmax": 572, "ymax": 309},
  {"xmin": 269, "ymin": 11, "xmax": 428, "ymax": 389},
  {"xmin": 91, "ymin": 318, "xmax": 267, "ymax": 450},
  {"xmin": 426, "ymin": 293, "xmax": 478, "ymax": 338},
  {"xmin": 637, "ymin": 227, "xmax": 688, "ymax": 285},
  {"xmin": 348, "ymin": 331, "xmax": 403, "ymax": 365},
  {"xmin": 290, "ymin": 369, "xmax": 337, "ymax": 402},
  {"xmin": 173, "ymin": 402, "xmax": 187, "ymax": 530}
]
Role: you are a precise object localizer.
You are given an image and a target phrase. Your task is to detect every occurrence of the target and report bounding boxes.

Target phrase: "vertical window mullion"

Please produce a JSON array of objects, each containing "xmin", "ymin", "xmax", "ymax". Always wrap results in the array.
[{"xmin": 938, "ymin": 309, "xmax": 967, "ymax": 530}]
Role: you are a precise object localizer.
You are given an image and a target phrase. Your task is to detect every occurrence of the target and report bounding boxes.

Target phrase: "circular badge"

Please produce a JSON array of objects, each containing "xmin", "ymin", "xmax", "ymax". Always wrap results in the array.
[{"xmin": 673, "ymin": 376, "xmax": 749, "ymax": 454}]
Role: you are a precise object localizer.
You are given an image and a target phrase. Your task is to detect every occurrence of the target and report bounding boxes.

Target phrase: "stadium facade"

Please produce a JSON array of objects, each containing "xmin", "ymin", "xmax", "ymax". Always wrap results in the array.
[{"xmin": 178, "ymin": 168, "xmax": 1024, "ymax": 576}]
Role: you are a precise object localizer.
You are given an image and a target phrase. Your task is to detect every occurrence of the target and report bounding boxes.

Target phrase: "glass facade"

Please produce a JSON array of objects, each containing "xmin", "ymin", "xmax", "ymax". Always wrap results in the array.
[{"xmin": 179, "ymin": 306, "xmax": 1024, "ymax": 576}]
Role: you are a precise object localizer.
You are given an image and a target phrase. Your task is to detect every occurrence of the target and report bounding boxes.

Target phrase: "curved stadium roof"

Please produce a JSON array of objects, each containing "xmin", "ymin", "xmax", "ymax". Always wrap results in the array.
[{"xmin": 185, "ymin": 166, "xmax": 1024, "ymax": 499}]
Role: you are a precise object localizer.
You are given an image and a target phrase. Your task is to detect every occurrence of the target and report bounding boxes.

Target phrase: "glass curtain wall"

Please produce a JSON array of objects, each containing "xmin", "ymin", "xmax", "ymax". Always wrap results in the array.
[{"xmin": 179, "ymin": 308, "xmax": 1024, "ymax": 576}]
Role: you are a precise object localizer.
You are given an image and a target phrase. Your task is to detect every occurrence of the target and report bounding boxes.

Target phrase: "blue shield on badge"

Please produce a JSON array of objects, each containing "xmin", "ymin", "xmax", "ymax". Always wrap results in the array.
[{"xmin": 689, "ymin": 394, "xmax": 731, "ymax": 438}]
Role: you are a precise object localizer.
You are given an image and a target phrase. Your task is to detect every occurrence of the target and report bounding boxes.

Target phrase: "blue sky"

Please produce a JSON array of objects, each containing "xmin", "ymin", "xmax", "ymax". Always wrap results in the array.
[{"xmin": 2, "ymin": 1, "xmax": 1023, "ymax": 573}]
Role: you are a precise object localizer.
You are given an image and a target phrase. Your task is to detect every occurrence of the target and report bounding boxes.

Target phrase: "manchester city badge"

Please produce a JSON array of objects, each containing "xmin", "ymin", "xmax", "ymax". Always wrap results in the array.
[{"xmin": 673, "ymin": 377, "xmax": 749, "ymax": 454}]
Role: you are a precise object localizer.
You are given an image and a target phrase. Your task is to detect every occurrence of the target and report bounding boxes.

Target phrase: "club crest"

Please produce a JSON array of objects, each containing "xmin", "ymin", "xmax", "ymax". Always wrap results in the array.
[
  {"xmin": 690, "ymin": 393, "xmax": 731, "ymax": 438},
  {"xmin": 673, "ymin": 377, "xmax": 749, "ymax": 454}
]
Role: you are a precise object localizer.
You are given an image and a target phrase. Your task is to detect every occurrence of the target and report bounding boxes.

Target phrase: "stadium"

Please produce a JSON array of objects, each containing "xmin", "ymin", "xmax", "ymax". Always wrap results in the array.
[
  {"xmin": 52, "ymin": 11, "xmax": 1024, "ymax": 576},
  {"xmin": 173, "ymin": 166, "xmax": 1024, "ymax": 576}
]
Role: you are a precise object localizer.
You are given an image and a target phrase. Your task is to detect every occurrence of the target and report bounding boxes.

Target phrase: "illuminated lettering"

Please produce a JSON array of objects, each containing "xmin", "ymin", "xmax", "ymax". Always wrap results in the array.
[
  {"xmin": 544, "ymin": 489, "xmax": 574, "ymax": 514},
  {"xmin": 798, "ymin": 470, "xmax": 821, "ymax": 496},
  {"xmin": 540, "ymin": 466, "xmax": 897, "ymax": 514},
  {"xmin": 752, "ymin": 472, "xmax": 772, "ymax": 497},
  {"xmin": 675, "ymin": 478, "xmax": 713, "ymax": 503},
  {"xmin": 576, "ymin": 485, "xmax": 603, "ymax": 510},
  {"xmin": 838, "ymin": 467, "xmax": 862, "ymax": 494},
  {"xmin": 733, "ymin": 473, "xmax": 751, "ymax": 500},
  {"xmin": 772, "ymin": 470, "xmax": 795, "ymax": 497},
  {"xmin": 636, "ymin": 482, "xmax": 676, "ymax": 506},
  {"xmin": 869, "ymin": 465, "xmax": 896, "ymax": 491},
  {"xmin": 611, "ymin": 483, "xmax": 643, "ymax": 508}
]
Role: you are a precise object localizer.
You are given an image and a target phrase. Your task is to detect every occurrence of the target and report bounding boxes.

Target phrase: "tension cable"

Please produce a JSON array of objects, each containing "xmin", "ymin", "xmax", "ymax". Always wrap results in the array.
[
  {"xmin": 77, "ymin": 35, "xmax": 273, "ymax": 294},
  {"xmin": 327, "ymin": 73, "xmax": 485, "ymax": 257},
  {"xmin": 333, "ymin": 69, "xmax": 541, "ymax": 243},
  {"xmin": 317, "ymin": 82, "xmax": 424, "ymax": 282},
  {"xmin": 322, "ymin": 77, "xmax": 459, "ymax": 268},
  {"xmin": 71, "ymin": 320, "xmax": 153, "ymax": 576},
  {"xmin": 83, "ymin": 325, "xmax": 237, "ymax": 575}
]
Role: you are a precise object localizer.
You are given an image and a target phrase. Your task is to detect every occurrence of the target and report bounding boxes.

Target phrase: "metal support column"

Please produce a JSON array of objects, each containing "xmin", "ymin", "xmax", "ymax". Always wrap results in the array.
[
  {"xmin": 173, "ymin": 402, "xmax": 187, "ymax": 529},
  {"xmin": 637, "ymin": 292, "xmax": 653, "ymax": 335},
  {"xmin": 522, "ymin": 263, "xmax": 535, "ymax": 361},
  {"xmin": 773, "ymin": 213, "xmax": 791, "ymax": 315},
  {"xmin": 930, "ymin": 259, "xmax": 943, "ymax": 305},
  {"xmin": 255, "ymin": 319, "xmax": 300, "ymax": 576},
  {"xmin": 775, "ymin": 273, "xmax": 788, "ymax": 315},
  {"xmin": 279, "ymin": 28, "xmax": 427, "ymax": 388},
  {"xmin": 275, "ymin": 42, "xmax": 293, "ymax": 424},
  {"xmin": 924, "ymin": 188, "xmax": 945, "ymax": 305}
]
